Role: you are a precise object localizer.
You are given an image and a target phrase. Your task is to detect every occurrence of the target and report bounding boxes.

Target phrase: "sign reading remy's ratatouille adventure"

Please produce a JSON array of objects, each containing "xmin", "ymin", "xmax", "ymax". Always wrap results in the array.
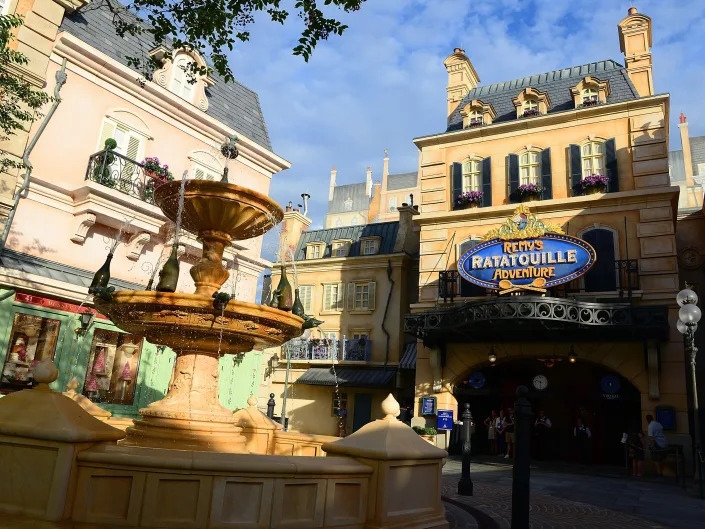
[{"xmin": 458, "ymin": 205, "xmax": 596, "ymax": 295}]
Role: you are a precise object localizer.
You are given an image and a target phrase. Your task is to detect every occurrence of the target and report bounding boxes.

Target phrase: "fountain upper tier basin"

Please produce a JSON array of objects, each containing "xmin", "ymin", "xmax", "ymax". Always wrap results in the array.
[
  {"xmin": 154, "ymin": 180, "xmax": 284, "ymax": 240},
  {"xmin": 95, "ymin": 291, "xmax": 304, "ymax": 355}
]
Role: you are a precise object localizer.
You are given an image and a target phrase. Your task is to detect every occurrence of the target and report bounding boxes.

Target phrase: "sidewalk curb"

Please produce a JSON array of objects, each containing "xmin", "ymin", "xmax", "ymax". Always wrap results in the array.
[{"xmin": 442, "ymin": 496, "xmax": 503, "ymax": 529}]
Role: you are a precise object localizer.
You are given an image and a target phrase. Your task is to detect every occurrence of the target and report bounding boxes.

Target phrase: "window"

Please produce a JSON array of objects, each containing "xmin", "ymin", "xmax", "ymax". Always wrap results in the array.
[
  {"xmin": 82, "ymin": 329, "xmax": 143, "ymax": 405},
  {"xmin": 0, "ymin": 0, "xmax": 11, "ymax": 15},
  {"xmin": 519, "ymin": 151, "xmax": 541, "ymax": 186},
  {"xmin": 321, "ymin": 330, "xmax": 339, "ymax": 340},
  {"xmin": 462, "ymin": 159, "xmax": 481, "ymax": 192},
  {"xmin": 354, "ymin": 284, "xmax": 369, "ymax": 309},
  {"xmin": 361, "ymin": 238, "xmax": 378, "ymax": 255},
  {"xmin": 523, "ymin": 99, "xmax": 539, "ymax": 116},
  {"xmin": 581, "ymin": 87, "xmax": 598, "ymax": 106},
  {"xmin": 351, "ymin": 216, "xmax": 361, "ymax": 226},
  {"xmin": 323, "ymin": 283, "xmax": 344, "ymax": 312},
  {"xmin": 582, "ymin": 141, "xmax": 605, "ymax": 177},
  {"xmin": 468, "ymin": 109, "xmax": 483, "ymax": 127},
  {"xmin": 581, "ymin": 228, "xmax": 617, "ymax": 292},
  {"xmin": 299, "ymin": 285, "xmax": 313, "ymax": 313},
  {"xmin": 97, "ymin": 119, "xmax": 145, "ymax": 163},
  {"xmin": 306, "ymin": 243, "xmax": 324, "ymax": 260},
  {"xmin": 388, "ymin": 197, "xmax": 397, "ymax": 212},
  {"xmin": 192, "ymin": 162, "xmax": 220, "ymax": 181},
  {"xmin": 335, "ymin": 219, "xmax": 343, "ymax": 227},
  {"xmin": 332, "ymin": 240, "xmax": 350, "ymax": 257},
  {"xmin": 347, "ymin": 281, "xmax": 376, "ymax": 311},
  {"xmin": 332, "ymin": 392, "xmax": 348, "ymax": 416},
  {"xmin": 351, "ymin": 331, "xmax": 369, "ymax": 340},
  {"xmin": 170, "ymin": 55, "xmax": 195, "ymax": 101},
  {"xmin": 1, "ymin": 313, "xmax": 61, "ymax": 392},
  {"xmin": 344, "ymin": 198, "xmax": 353, "ymax": 211}
]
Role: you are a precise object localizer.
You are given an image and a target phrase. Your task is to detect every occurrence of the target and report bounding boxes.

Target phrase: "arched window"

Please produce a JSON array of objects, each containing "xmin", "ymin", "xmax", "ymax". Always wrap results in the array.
[
  {"xmin": 523, "ymin": 99, "xmax": 539, "ymax": 116},
  {"xmin": 519, "ymin": 150, "xmax": 541, "ymax": 186},
  {"xmin": 581, "ymin": 140, "xmax": 605, "ymax": 177},
  {"xmin": 581, "ymin": 228, "xmax": 617, "ymax": 292},
  {"xmin": 344, "ymin": 198, "xmax": 353, "ymax": 211},
  {"xmin": 468, "ymin": 109, "xmax": 483, "ymax": 127},
  {"xmin": 170, "ymin": 55, "xmax": 195, "ymax": 101},
  {"xmin": 462, "ymin": 158, "xmax": 482, "ymax": 192},
  {"xmin": 581, "ymin": 87, "xmax": 598, "ymax": 106}
]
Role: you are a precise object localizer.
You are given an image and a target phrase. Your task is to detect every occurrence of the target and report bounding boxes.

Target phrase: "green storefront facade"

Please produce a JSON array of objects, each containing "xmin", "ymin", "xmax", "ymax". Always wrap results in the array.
[{"xmin": 0, "ymin": 286, "xmax": 263, "ymax": 418}]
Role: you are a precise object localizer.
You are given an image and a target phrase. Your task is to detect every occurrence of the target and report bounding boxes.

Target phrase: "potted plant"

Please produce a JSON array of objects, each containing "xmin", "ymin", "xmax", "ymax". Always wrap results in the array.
[
  {"xmin": 516, "ymin": 183, "xmax": 544, "ymax": 202},
  {"xmin": 413, "ymin": 426, "xmax": 438, "ymax": 444},
  {"xmin": 142, "ymin": 156, "xmax": 174, "ymax": 201},
  {"xmin": 522, "ymin": 108, "xmax": 539, "ymax": 117},
  {"xmin": 580, "ymin": 173, "xmax": 608, "ymax": 194},
  {"xmin": 456, "ymin": 190, "xmax": 484, "ymax": 209},
  {"xmin": 92, "ymin": 138, "xmax": 117, "ymax": 188},
  {"xmin": 468, "ymin": 117, "xmax": 483, "ymax": 128},
  {"xmin": 582, "ymin": 96, "xmax": 598, "ymax": 107}
]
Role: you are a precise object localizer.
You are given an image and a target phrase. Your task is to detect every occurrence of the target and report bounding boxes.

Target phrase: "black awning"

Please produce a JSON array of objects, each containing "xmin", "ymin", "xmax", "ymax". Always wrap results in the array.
[
  {"xmin": 296, "ymin": 367, "xmax": 396, "ymax": 388},
  {"xmin": 399, "ymin": 343, "xmax": 417, "ymax": 370},
  {"xmin": 404, "ymin": 296, "xmax": 669, "ymax": 343}
]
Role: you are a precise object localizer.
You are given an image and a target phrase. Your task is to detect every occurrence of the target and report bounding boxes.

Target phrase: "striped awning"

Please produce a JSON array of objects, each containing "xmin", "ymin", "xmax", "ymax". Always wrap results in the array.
[
  {"xmin": 296, "ymin": 367, "xmax": 396, "ymax": 388},
  {"xmin": 399, "ymin": 343, "xmax": 417, "ymax": 370}
]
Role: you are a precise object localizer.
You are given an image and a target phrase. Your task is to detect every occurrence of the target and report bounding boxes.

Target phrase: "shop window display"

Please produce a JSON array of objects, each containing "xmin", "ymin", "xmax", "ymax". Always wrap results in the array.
[
  {"xmin": 1, "ymin": 313, "xmax": 61, "ymax": 392},
  {"xmin": 82, "ymin": 329, "xmax": 142, "ymax": 405}
]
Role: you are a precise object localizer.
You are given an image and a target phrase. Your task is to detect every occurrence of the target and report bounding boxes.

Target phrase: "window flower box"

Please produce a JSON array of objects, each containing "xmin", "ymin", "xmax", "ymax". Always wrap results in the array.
[
  {"xmin": 142, "ymin": 156, "xmax": 174, "ymax": 201},
  {"xmin": 582, "ymin": 97, "xmax": 598, "ymax": 107},
  {"xmin": 516, "ymin": 183, "xmax": 544, "ymax": 202},
  {"xmin": 468, "ymin": 118, "xmax": 483, "ymax": 128},
  {"xmin": 522, "ymin": 108, "xmax": 540, "ymax": 118},
  {"xmin": 580, "ymin": 174, "xmax": 608, "ymax": 194},
  {"xmin": 456, "ymin": 190, "xmax": 484, "ymax": 209}
]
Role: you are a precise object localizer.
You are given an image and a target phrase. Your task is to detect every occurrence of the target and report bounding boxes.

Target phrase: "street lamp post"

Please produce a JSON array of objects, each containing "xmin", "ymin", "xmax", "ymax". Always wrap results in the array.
[
  {"xmin": 457, "ymin": 402, "xmax": 474, "ymax": 496},
  {"xmin": 676, "ymin": 286, "xmax": 704, "ymax": 499}
]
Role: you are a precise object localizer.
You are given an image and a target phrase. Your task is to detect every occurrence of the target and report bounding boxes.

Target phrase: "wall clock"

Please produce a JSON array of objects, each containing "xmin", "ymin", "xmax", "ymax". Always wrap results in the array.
[
  {"xmin": 532, "ymin": 374, "xmax": 548, "ymax": 391},
  {"xmin": 468, "ymin": 372, "xmax": 485, "ymax": 389}
]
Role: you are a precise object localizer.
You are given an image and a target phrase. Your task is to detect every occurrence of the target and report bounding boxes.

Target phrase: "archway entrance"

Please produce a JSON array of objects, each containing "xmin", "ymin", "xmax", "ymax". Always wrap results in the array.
[{"xmin": 455, "ymin": 359, "xmax": 641, "ymax": 465}]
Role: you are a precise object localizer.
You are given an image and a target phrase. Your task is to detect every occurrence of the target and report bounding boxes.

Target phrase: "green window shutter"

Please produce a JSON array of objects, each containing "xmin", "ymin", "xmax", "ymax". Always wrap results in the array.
[
  {"xmin": 301, "ymin": 286, "xmax": 313, "ymax": 313},
  {"xmin": 194, "ymin": 168, "xmax": 205, "ymax": 180},
  {"xmin": 323, "ymin": 285, "xmax": 332, "ymax": 311},
  {"xmin": 367, "ymin": 282, "xmax": 376, "ymax": 311},
  {"xmin": 97, "ymin": 120, "xmax": 116, "ymax": 150},
  {"xmin": 347, "ymin": 283, "xmax": 355, "ymax": 311},
  {"xmin": 122, "ymin": 135, "xmax": 141, "ymax": 181},
  {"xmin": 336, "ymin": 283, "xmax": 344, "ymax": 311}
]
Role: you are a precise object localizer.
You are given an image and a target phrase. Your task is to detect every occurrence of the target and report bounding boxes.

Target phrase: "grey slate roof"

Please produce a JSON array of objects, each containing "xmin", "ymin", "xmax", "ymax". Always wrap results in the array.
[
  {"xmin": 0, "ymin": 249, "xmax": 144, "ymax": 291},
  {"xmin": 387, "ymin": 172, "xmax": 418, "ymax": 191},
  {"xmin": 669, "ymin": 135, "xmax": 705, "ymax": 182},
  {"xmin": 326, "ymin": 182, "xmax": 371, "ymax": 214},
  {"xmin": 690, "ymin": 136, "xmax": 705, "ymax": 175},
  {"xmin": 669, "ymin": 150, "xmax": 686, "ymax": 182},
  {"xmin": 296, "ymin": 367, "xmax": 396, "ymax": 387},
  {"xmin": 447, "ymin": 59, "xmax": 640, "ymax": 132},
  {"xmin": 60, "ymin": 1, "xmax": 272, "ymax": 150},
  {"xmin": 294, "ymin": 221, "xmax": 399, "ymax": 261}
]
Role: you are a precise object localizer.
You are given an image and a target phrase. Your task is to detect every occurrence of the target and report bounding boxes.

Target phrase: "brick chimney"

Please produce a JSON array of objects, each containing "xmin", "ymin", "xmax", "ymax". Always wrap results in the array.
[
  {"xmin": 382, "ymin": 149, "xmax": 390, "ymax": 193},
  {"xmin": 679, "ymin": 113, "xmax": 695, "ymax": 186},
  {"xmin": 443, "ymin": 48, "xmax": 480, "ymax": 119},
  {"xmin": 278, "ymin": 207, "xmax": 312, "ymax": 264},
  {"xmin": 617, "ymin": 7, "xmax": 654, "ymax": 96},
  {"xmin": 329, "ymin": 167, "xmax": 337, "ymax": 201}
]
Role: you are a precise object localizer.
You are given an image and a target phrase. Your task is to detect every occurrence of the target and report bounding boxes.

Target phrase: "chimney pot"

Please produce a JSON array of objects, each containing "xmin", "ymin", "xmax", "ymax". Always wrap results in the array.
[
  {"xmin": 680, "ymin": 112, "xmax": 687, "ymax": 124},
  {"xmin": 628, "ymin": 6, "xmax": 637, "ymax": 15},
  {"xmin": 454, "ymin": 47, "xmax": 465, "ymax": 55}
]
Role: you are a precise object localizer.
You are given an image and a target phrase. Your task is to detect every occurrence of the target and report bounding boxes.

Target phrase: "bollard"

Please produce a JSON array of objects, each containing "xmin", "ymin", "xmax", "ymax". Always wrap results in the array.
[
  {"xmin": 457, "ymin": 402, "xmax": 474, "ymax": 496},
  {"xmin": 511, "ymin": 385, "xmax": 532, "ymax": 529},
  {"xmin": 266, "ymin": 393, "xmax": 276, "ymax": 419}
]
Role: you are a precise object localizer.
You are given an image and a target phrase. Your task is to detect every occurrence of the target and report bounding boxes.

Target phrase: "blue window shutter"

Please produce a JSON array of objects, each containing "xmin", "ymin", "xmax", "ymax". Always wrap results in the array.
[
  {"xmin": 605, "ymin": 138, "xmax": 618, "ymax": 192},
  {"xmin": 569, "ymin": 144, "xmax": 582, "ymax": 196},
  {"xmin": 452, "ymin": 162, "xmax": 463, "ymax": 210},
  {"xmin": 541, "ymin": 148, "xmax": 552, "ymax": 199},
  {"xmin": 508, "ymin": 154, "xmax": 519, "ymax": 203},
  {"xmin": 582, "ymin": 229, "xmax": 617, "ymax": 292},
  {"xmin": 482, "ymin": 157, "xmax": 492, "ymax": 207}
]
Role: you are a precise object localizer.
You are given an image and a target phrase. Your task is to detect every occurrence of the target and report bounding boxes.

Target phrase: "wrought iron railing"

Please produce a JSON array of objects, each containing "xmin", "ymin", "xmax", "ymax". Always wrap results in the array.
[
  {"xmin": 85, "ymin": 149, "xmax": 164, "ymax": 205},
  {"xmin": 615, "ymin": 259, "xmax": 639, "ymax": 298},
  {"xmin": 282, "ymin": 337, "xmax": 371, "ymax": 362}
]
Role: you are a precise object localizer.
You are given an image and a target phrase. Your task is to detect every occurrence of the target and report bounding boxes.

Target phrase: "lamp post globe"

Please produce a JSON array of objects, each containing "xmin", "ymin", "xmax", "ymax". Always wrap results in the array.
[
  {"xmin": 679, "ymin": 304, "xmax": 702, "ymax": 325},
  {"xmin": 677, "ymin": 288, "xmax": 699, "ymax": 307},
  {"xmin": 677, "ymin": 319, "xmax": 689, "ymax": 335}
]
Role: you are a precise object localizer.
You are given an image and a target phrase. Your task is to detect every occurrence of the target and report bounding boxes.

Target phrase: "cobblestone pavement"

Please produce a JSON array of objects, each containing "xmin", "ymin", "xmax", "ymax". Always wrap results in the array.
[{"xmin": 442, "ymin": 458, "xmax": 705, "ymax": 528}]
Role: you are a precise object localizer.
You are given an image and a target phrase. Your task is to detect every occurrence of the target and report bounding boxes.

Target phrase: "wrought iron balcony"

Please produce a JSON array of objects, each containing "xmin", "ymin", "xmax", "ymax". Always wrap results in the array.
[
  {"xmin": 85, "ymin": 149, "xmax": 165, "ymax": 205},
  {"xmin": 282, "ymin": 337, "xmax": 372, "ymax": 362}
]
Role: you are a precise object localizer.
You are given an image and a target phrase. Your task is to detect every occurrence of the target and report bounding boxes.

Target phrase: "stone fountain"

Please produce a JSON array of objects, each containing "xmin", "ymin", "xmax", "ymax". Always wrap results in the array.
[{"xmin": 95, "ymin": 179, "xmax": 304, "ymax": 452}]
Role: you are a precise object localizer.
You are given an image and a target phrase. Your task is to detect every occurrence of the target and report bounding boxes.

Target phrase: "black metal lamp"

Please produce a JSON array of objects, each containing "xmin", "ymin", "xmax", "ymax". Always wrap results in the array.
[
  {"xmin": 77, "ymin": 311, "xmax": 94, "ymax": 335},
  {"xmin": 568, "ymin": 345, "xmax": 578, "ymax": 364},
  {"xmin": 488, "ymin": 346, "xmax": 497, "ymax": 364}
]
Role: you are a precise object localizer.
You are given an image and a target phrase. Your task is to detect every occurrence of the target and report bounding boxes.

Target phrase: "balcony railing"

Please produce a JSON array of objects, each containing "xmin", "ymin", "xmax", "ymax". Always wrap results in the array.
[
  {"xmin": 85, "ymin": 149, "xmax": 164, "ymax": 205},
  {"xmin": 282, "ymin": 338, "xmax": 372, "ymax": 362}
]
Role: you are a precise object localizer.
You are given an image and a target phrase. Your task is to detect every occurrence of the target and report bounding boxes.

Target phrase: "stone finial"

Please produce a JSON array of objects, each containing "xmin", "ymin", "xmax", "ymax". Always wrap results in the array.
[
  {"xmin": 381, "ymin": 393, "xmax": 400, "ymax": 420},
  {"xmin": 33, "ymin": 358, "xmax": 58, "ymax": 387},
  {"xmin": 247, "ymin": 395, "xmax": 258, "ymax": 408},
  {"xmin": 628, "ymin": 6, "xmax": 637, "ymax": 15}
]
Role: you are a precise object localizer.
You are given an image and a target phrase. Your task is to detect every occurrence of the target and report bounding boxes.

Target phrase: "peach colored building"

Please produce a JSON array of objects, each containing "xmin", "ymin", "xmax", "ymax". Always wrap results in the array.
[{"xmin": 0, "ymin": 1, "xmax": 289, "ymax": 419}]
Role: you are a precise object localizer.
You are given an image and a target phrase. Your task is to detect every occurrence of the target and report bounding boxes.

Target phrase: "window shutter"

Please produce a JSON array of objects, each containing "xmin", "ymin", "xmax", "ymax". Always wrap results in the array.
[
  {"xmin": 194, "ymin": 168, "xmax": 205, "ymax": 180},
  {"xmin": 368, "ymin": 282, "xmax": 376, "ymax": 311},
  {"xmin": 541, "ymin": 148, "xmax": 552, "ymax": 199},
  {"xmin": 303, "ymin": 286, "xmax": 313, "ymax": 313},
  {"xmin": 336, "ymin": 283, "xmax": 344, "ymax": 311},
  {"xmin": 569, "ymin": 144, "xmax": 582, "ymax": 196},
  {"xmin": 97, "ymin": 120, "xmax": 116, "ymax": 150},
  {"xmin": 347, "ymin": 283, "xmax": 355, "ymax": 311},
  {"xmin": 452, "ymin": 162, "xmax": 463, "ymax": 210},
  {"xmin": 508, "ymin": 154, "xmax": 519, "ymax": 203},
  {"xmin": 481, "ymin": 157, "xmax": 492, "ymax": 207},
  {"xmin": 323, "ymin": 285, "xmax": 332, "ymax": 311},
  {"xmin": 605, "ymin": 138, "xmax": 618, "ymax": 192},
  {"xmin": 122, "ymin": 135, "xmax": 141, "ymax": 179}
]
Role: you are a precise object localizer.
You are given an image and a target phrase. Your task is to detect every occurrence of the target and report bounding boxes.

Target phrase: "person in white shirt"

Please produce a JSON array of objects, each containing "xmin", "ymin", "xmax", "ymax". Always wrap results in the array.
[{"xmin": 646, "ymin": 414, "xmax": 667, "ymax": 476}]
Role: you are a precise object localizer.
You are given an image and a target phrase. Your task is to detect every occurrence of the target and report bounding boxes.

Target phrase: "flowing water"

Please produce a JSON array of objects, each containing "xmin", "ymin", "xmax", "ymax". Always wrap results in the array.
[{"xmin": 172, "ymin": 172, "xmax": 188, "ymax": 248}]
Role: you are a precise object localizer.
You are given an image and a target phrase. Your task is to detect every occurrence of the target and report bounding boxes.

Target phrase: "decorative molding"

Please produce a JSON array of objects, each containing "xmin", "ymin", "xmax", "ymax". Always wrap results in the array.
[
  {"xmin": 126, "ymin": 232, "xmax": 151, "ymax": 261},
  {"xmin": 512, "ymin": 87, "xmax": 551, "ymax": 118},
  {"xmin": 54, "ymin": 0, "xmax": 89, "ymax": 13},
  {"xmin": 570, "ymin": 76, "xmax": 610, "ymax": 108},
  {"xmin": 460, "ymin": 99, "xmax": 496, "ymax": 127},
  {"xmin": 70, "ymin": 212, "xmax": 96, "ymax": 244}
]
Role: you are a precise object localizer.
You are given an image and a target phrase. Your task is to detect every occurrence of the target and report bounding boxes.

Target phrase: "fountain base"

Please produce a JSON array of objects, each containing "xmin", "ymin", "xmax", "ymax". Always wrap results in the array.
[{"xmin": 121, "ymin": 352, "xmax": 248, "ymax": 453}]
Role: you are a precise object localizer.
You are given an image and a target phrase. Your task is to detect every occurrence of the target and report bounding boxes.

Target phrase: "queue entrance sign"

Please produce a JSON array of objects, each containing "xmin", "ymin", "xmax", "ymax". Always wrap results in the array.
[
  {"xmin": 421, "ymin": 396, "xmax": 437, "ymax": 416},
  {"xmin": 437, "ymin": 409, "xmax": 454, "ymax": 431}
]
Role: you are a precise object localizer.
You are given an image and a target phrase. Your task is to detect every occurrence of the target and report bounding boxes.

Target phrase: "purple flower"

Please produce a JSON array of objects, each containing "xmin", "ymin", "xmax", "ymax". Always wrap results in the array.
[
  {"xmin": 456, "ymin": 190, "xmax": 484, "ymax": 206},
  {"xmin": 517, "ymin": 183, "xmax": 544, "ymax": 195},
  {"xmin": 580, "ymin": 174, "xmax": 608, "ymax": 189}
]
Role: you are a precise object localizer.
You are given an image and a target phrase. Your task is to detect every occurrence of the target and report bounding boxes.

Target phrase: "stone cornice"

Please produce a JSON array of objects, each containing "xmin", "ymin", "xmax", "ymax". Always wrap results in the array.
[
  {"xmin": 51, "ymin": 33, "xmax": 290, "ymax": 176},
  {"xmin": 54, "ymin": 0, "xmax": 89, "ymax": 14},
  {"xmin": 274, "ymin": 253, "xmax": 411, "ymax": 275}
]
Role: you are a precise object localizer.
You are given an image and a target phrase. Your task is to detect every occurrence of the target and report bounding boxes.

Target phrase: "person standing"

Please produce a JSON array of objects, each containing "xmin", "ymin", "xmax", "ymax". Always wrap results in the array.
[
  {"xmin": 484, "ymin": 410, "xmax": 498, "ymax": 455},
  {"xmin": 646, "ymin": 414, "xmax": 668, "ymax": 477},
  {"xmin": 627, "ymin": 426, "xmax": 646, "ymax": 477},
  {"xmin": 504, "ymin": 409, "xmax": 515, "ymax": 460},
  {"xmin": 496, "ymin": 409, "xmax": 506, "ymax": 457},
  {"xmin": 574, "ymin": 417, "xmax": 592, "ymax": 465},
  {"xmin": 534, "ymin": 410, "xmax": 552, "ymax": 460}
]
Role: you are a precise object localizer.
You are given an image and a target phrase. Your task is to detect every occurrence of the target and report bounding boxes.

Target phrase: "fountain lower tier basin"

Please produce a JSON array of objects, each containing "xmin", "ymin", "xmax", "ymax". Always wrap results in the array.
[
  {"xmin": 154, "ymin": 179, "xmax": 284, "ymax": 240},
  {"xmin": 95, "ymin": 291, "xmax": 304, "ymax": 355}
]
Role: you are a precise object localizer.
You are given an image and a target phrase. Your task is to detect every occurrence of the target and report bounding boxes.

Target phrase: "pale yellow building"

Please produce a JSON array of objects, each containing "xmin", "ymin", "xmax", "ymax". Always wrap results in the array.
[
  {"xmin": 261, "ymin": 206, "xmax": 419, "ymax": 436},
  {"xmin": 404, "ymin": 7, "xmax": 695, "ymax": 466}
]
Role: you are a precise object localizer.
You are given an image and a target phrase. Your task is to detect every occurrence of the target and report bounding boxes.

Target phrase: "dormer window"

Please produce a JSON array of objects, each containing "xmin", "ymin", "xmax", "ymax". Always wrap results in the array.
[
  {"xmin": 170, "ymin": 55, "xmax": 195, "ymax": 102},
  {"xmin": 468, "ymin": 110, "xmax": 483, "ymax": 127},
  {"xmin": 581, "ymin": 88, "xmax": 598, "ymax": 106},
  {"xmin": 522, "ymin": 99, "xmax": 539, "ymax": 117},
  {"xmin": 361, "ymin": 237, "xmax": 380, "ymax": 255},
  {"xmin": 513, "ymin": 88, "xmax": 550, "ymax": 119},
  {"xmin": 344, "ymin": 198, "xmax": 353, "ymax": 211},
  {"xmin": 460, "ymin": 99, "xmax": 496, "ymax": 128},
  {"xmin": 151, "ymin": 47, "xmax": 214, "ymax": 111},
  {"xmin": 306, "ymin": 243, "xmax": 325, "ymax": 260},
  {"xmin": 571, "ymin": 76, "xmax": 610, "ymax": 108},
  {"xmin": 332, "ymin": 240, "xmax": 351, "ymax": 257}
]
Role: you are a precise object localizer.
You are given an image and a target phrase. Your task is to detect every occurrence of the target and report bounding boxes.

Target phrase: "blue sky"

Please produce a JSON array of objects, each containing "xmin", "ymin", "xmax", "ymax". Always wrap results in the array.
[{"xmin": 226, "ymin": 0, "xmax": 705, "ymax": 265}]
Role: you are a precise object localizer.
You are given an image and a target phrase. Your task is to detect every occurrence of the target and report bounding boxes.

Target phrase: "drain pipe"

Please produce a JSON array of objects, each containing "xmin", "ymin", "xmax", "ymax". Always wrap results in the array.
[
  {"xmin": 381, "ymin": 260, "xmax": 394, "ymax": 369},
  {"xmin": 0, "ymin": 58, "xmax": 68, "ymax": 253}
]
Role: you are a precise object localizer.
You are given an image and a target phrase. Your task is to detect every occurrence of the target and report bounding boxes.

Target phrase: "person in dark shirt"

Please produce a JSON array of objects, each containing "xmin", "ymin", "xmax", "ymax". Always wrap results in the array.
[{"xmin": 534, "ymin": 410, "xmax": 552, "ymax": 460}]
